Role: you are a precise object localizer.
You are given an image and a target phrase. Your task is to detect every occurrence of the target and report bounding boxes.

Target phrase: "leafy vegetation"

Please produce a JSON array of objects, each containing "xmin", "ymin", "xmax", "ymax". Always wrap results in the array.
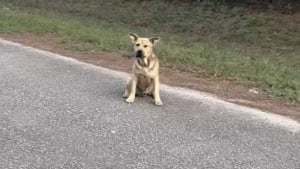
[{"xmin": 0, "ymin": 0, "xmax": 299, "ymax": 102}]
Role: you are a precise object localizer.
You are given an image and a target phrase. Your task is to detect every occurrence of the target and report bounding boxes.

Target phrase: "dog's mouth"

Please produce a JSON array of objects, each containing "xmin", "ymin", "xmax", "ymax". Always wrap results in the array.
[
  {"xmin": 137, "ymin": 58, "xmax": 147, "ymax": 67},
  {"xmin": 136, "ymin": 50, "xmax": 147, "ymax": 67}
]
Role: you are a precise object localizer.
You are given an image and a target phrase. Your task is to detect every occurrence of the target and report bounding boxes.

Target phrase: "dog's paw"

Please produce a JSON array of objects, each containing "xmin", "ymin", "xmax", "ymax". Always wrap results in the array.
[
  {"xmin": 125, "ymin": 97, "xmax": 135, "ymax": 103},
  {"xmin": 154, "ymin": 100, "xmax": 163, "ymax": 106},
  {"xmin": 146, "ymin": 93, "xmax": 154, "ymax": 98}
]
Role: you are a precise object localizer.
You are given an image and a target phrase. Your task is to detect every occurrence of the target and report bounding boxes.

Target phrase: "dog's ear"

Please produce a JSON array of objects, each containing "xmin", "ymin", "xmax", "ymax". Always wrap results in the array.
[
  {"xmin": 129, "ymin": 33, "xmax": 139, "ymax": 42},
  {"xmin": 149, "ymin": 37, "xmax": 161, "ymax": 45}
]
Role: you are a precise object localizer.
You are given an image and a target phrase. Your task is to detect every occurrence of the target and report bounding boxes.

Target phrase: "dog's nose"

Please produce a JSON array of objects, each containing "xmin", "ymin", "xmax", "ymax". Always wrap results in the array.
[{"xmin": 136, "ymin": 50, "xmax": 143, "ymax": 58}]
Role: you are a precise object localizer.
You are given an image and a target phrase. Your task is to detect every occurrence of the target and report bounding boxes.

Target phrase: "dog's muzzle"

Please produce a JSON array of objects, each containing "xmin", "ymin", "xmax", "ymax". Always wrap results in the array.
[{"xmin": 136, "ymin": 50, "xmax": 144, "ymax": 58}]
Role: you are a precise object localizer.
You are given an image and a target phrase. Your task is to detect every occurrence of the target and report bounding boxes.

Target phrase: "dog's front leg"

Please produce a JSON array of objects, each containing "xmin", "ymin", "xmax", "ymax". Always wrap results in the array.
[
  {"xmin": 153, "ymin": 76, "xmax": 163, "ymax": 106},
  {"xmin": 126, "ymin": 75, "xmax": 137, "ymax": 103}
]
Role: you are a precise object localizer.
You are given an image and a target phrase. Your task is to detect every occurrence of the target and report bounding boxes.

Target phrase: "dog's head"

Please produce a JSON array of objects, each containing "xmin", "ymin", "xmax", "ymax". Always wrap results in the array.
[{"xmin": 129, "ymin": 33, "xmax": 160, "ymax": 66}]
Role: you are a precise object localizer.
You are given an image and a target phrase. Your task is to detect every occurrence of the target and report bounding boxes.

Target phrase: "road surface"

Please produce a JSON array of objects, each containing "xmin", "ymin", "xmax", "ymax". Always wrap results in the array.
[{"xmin": 0, "ymin": 39, "xmax": 300, "ymax": 169}]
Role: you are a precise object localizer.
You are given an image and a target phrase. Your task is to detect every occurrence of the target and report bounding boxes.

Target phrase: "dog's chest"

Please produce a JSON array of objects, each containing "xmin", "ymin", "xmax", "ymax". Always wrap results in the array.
[{"xmin": 135, "ymin": 66, "xmax": 155, "ymax": 78}]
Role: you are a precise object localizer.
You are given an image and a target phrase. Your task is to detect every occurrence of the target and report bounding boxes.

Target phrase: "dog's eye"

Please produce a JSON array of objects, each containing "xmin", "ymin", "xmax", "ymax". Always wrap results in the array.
[
  {"xmin": 144, "ymin": 45, "xmax": 148, "ymax": 48},
  {"xmin": 136, "ymin": 44, "xmax": 140, "ymax": 47}
]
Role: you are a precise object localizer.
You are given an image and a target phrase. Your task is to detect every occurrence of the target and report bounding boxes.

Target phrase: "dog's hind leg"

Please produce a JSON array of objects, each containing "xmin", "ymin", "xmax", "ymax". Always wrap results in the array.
[{"xmin": 144, "ymin": 80, "xmax": 154, "ymax": 98}]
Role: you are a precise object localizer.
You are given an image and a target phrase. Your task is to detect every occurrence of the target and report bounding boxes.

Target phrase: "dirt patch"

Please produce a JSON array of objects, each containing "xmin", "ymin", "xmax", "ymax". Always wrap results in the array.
[{"xmin": 1, "ymin": 33, "xmax": 299, "ymax": 121}]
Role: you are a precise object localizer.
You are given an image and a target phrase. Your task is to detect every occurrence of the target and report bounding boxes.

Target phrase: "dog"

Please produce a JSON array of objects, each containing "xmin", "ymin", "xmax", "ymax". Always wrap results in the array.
[{"xmin": 123, "ymin": 33, "xmax": 163, "ymax": 106}]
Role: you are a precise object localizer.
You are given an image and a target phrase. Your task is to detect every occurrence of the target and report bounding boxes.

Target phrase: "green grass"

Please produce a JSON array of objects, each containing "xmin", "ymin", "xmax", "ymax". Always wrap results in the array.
[
  {"xmin": 0, "ymin": 1, "xmax": 299, "ymax": 102},
  {"xmin": 0, "ymin": 7, "xmax": 130, "ymax": 51}
]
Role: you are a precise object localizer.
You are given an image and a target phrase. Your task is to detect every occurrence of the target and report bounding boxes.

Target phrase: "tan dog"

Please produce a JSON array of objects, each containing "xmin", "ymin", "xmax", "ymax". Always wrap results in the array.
[{"xmin": 123, "ymin": 33, "xmax": 163, "ymax": 106}]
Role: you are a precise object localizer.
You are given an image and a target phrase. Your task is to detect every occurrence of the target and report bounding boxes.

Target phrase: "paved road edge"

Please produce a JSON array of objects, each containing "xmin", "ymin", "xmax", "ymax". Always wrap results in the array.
[{"xmin": 1, "ymin": 38, "xmax": 299, "ymax": 132}]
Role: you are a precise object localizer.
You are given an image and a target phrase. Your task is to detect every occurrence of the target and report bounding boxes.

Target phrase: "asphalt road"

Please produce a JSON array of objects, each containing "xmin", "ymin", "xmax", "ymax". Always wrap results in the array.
[{"xmin": 0, "ymin": 39, "xmax": 300, "ymax": 169}]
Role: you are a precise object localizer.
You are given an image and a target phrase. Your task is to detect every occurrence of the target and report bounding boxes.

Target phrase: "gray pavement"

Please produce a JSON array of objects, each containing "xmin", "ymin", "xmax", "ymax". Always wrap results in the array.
[{"xmin": 0, "ymin": 39, "xmax": 300, "ymax": 169}]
